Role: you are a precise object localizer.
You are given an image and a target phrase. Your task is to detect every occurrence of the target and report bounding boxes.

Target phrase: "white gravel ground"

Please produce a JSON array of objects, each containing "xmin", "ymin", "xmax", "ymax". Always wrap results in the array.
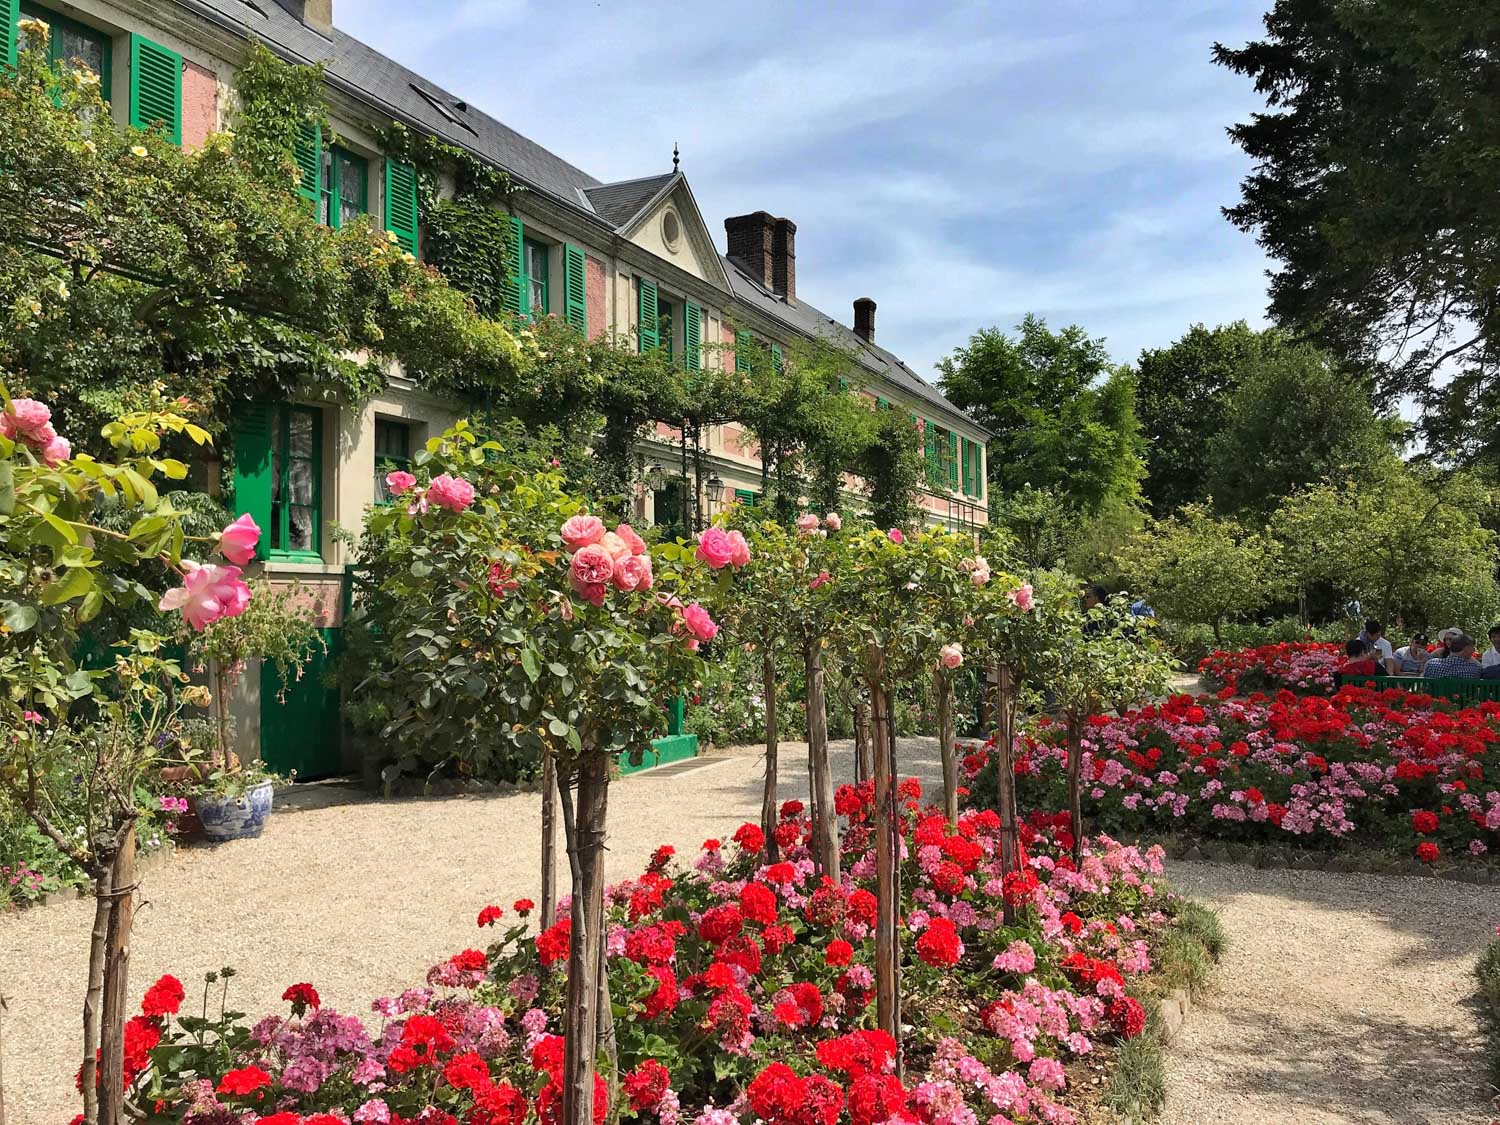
[
  {"xmin": 0, "ymin": 738, "xmax": 944, "ymax": 1125},
  {"xmin": 1160, "ymin": 862, "xmax": 1498, "ymax": 1125}
]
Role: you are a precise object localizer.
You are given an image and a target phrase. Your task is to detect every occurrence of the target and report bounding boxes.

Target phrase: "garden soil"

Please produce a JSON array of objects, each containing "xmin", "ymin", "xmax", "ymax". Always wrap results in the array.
[{"xmin": 1160, "ymin": 861, "xmax": 1496, "ymax": 1124}]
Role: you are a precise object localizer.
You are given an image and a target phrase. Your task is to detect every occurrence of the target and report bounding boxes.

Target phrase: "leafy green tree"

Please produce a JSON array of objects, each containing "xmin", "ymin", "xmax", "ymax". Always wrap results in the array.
[
  {"xmin": 937, "ymin": 315, "xmax": 1144, "ymax": 515},
  {"xmin": 1135, "ymin": 322, "xmax": 1271, "ymax": 513},
  {"xmin": 1205, "ymin": 339, "xmax": 1400, "ymax": 518},
  {"xmin": 856, "ymin": 407, "xmax": 926, "ymax": 532},
  {"xmin": 1215, "ymin": 1, "xmax": 1500, "ymax": 463},
  {"xmin": 1116, "ymin": 505, "xmax": 1284, "ymax": 641}
]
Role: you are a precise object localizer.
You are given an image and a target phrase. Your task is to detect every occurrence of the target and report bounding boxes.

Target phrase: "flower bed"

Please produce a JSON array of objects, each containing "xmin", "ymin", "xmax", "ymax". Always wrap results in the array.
[
  {"xmin": 115, "ymin": 785, "xmax": 1215, "ymax": 1125},
  {"xmin": 1196, "ymin": 642, "xmax": 1343, "ymax": 696},
  {"xmin": 970, "ymin": 686, "xmax": 1500, "ymax": 865}
]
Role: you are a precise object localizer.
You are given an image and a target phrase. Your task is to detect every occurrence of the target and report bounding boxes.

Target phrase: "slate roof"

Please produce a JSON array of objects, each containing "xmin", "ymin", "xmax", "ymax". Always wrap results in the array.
[
  {"xmin": 180, "ymin": 0, "xmax": 980, "ymax": 430},
  {"xmin": 584, "ymin": 174, "xmax": 678, "ymax": 229}
]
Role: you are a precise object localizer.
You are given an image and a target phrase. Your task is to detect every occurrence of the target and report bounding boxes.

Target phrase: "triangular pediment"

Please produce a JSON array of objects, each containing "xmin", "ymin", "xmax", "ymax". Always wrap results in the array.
[{"xmin": 600, "ymin": 174, "xmax": 729, "ymax": 290}]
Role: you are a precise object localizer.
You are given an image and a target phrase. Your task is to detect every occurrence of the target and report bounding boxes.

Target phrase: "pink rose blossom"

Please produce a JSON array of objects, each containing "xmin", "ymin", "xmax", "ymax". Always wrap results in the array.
[
  {"xmin": 614, "ymin": 523, "xmax": 647, "ymax": 556},
  {"xmin": 939, "ymin": 643, "xmax": 963, "ymax": 670},
  {"xmin": 614, "ymin": 553, "xmax": 654, "ymax": 592},
  {"xmin": 682, "ymin": 603, "xmax": 719, "ymax": 642},
  {"xmin": 967, "ymin": 556, "xmax": 991, "ymax": 586},
  {"xmin": 1009, "ymin": 582, "xmax": 1034, "ymax": 611},
  {"xmin": 426, "ymin": 473, "xmax": 475, "ymax": 513},
  {"xmin": 887, "ymin": 528, "xmax": 904, "ymax": 544},
  {"xmin": 809, "ymin": 570, "xmax": 831, "ymax": 591},
  {"xmin": 158, "ymin": 561, "xmax": 252, "ymax": 632},
  {"xmin": 561, "ymin": 514, "xmax": 606, "ymax": 553},
  {"xmin": 823, "ymin": 512, "xmax": 842, "ymax": 531},
  {"xmin": 385, "ymin": 470, "xmax": 416, "ymax": 496},
  {"xmin": 695, "ymin": 527, "xmax": 736, "ymax": 569},
  {"xmin": 599, "ymin": 531, "xmax": 632, "ymax": 563},
  {"xmin": 569, "ymin": 543, "xmax": 615, "ymax": 595},
  {"xmin": 41, "ymin": 434, "xmax": 70, "ymax": 466},
  {"xmin": 217, "ymin": 513, "xmax": 261, "ymax": 566},
  {"xmin": 1, "ymin": 398, "xmax": 52, "ymax": 443},
  {"xmin": 796, "ymin": 513, "xmax": 819, "ymax": 534},
  {"xmin": 726, "ymin": 529, "xmax": 752, "ymax": 567}
]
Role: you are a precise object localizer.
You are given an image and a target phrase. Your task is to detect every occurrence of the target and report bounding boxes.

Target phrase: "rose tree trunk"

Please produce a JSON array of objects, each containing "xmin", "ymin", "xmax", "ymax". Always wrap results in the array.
[
  {"xmin": 935, "ymin": 667, "xmax": 957, "ymax": 825},
  {"xmin": 804, "ymin": 640, "xmax": 839, "ymax": 880},
  {"xmin": 1065, "ymin": 715, "xmax": 1084, "ymax": 866},
  {"xmin": 868, "ymin": 666, "xmax": 902, "ymax": 1069},
  {"xmin": 991, "ymin": 665, "xmax": 1021, "ymax": 925},
  {"xmin": 98, "ymin": 822, "xmax": 136, "ymax": 1125},
  {"xmin": 561, "ymin": 753, "xmax": 609, "ymax": 1125},
  {"xmin": 761, "ymin": 648, "xmax": 780, "ymax": 863}
]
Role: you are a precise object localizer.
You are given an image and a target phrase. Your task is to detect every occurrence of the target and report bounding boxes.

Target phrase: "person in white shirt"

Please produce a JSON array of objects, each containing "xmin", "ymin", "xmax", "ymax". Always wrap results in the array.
[
  {"xmin": 1484, "ymin": 625, "xmax": 1500, "ymax": 669},
  {"xmin": 1360, "ymin": 619, "xmax": 1394, "ymax": 666}
]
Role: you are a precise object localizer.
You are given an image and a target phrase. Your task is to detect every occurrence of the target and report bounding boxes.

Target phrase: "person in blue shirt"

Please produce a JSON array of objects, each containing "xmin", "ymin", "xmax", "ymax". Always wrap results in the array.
[{"xmin": 1423, "ymin": 633, "xmax": 1483, "ymax": 679}]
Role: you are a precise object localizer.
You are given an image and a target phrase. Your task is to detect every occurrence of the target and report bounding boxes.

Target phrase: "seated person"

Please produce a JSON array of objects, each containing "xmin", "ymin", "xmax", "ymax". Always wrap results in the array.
[
  {"xmin": 1484, "ymin": 624, "xmax": 1500, "ymax": 670},
  {"xmin": 1360, "ymin": 619, "xmax": 1395, "ymax": 665},
  {"xmin": 1338, "ymin": 638, "xmax": 1381, "ymax": 679},
  {"xmin": 1395, "ymin": 632, "xmax": 1430, "ymax": 676},
  {"xmin": 1423, "ymin": 633, "xmax": 1483, "ymax": 679}
]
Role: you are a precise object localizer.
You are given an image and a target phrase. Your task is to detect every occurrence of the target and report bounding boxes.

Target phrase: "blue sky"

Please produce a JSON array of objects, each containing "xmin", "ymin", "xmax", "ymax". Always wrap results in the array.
[{"xmin": 336, "ymin": 0, "xmax": 1273, "ymax": 381}]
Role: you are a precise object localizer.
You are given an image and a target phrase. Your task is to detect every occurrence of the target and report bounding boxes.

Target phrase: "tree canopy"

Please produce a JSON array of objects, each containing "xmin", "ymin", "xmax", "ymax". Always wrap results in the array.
[{"xmin": 1215, "ymin": 0, "xmax": 1500, "ymax": 464}]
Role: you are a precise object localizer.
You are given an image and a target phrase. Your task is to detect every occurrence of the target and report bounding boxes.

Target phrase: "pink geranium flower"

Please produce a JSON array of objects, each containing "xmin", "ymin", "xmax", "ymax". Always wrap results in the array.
[
  {"xmin": 218, "ymin": 514, "xmax": 261, "ymax": 566},
  {"xmin": 561, "ymin": 515, "xmax": 606, "ymax": 553},
  {"xmin": 426, "ymin": 474, "xmax": 474, "ymax": 513},
  {"xmin": 158, "ymin": 561, "xmax": 252, "ymax": 631}
]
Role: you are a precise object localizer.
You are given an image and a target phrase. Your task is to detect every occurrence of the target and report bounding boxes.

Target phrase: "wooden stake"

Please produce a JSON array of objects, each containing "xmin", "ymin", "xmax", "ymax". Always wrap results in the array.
[
  {"xmin": 761, "ymin": 648, "xmax": 780, "ymax": 863},
  {"xmin": 561, "ymin": 753, "xmax": 609, "ymax": 1125},
  {"xmin": 1066, "ymin": 714, "xmax": 1084, "ymax": 867},
  {"xmin": 805, "ymin": 640, "xmax": 838, "ymax": 881},
  {"xmin": 98, "ymin": 821, "xmax": 135, "ymax": 1125},
  {"xmin": 540, "ymin": 748, "xmax": 558, "ymax": 932},
  {"xmin": 868, "ymin": 656, "xmax": 901, "ymax": 1069},
  {"xmin": 936, "ymin": 666, "xmax": 957, "ymax": 826},
  {"xmin": 993, "ymin": 664, "xmax": 1020, "ymax": 926},
  {"xmin": 854, "ymin": 698, "xmax": 872, "ymax": 784}
]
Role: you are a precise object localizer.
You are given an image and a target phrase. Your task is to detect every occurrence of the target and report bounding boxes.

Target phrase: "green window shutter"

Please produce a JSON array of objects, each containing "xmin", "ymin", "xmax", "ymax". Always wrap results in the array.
[
  {"xmin": 684, "ymin": 302, "xmax": 701, "ymax": 370},
  {"xmin": 973, "ymin": 442, "xmax": 985, "ymax": 499},
  {"xmin": 771, "ymin": 343, "xmax": 783, "ymax": 375},
  {"xmin": 960, "ymin": 437, "xmax": 971, "ymax": 495},
  {"xmin": 2, "ymin": 0, "xmax": 18, "ymax": 70},
  {"xmin": 948, "ymin": 430, "xmax": 959, "ymax": 490},
  {"xmin": 876, "ymin": 396, "xmax": 889, "ymax": 410},
  {"xmin": 735, "ymin": 330, "xmax": 751, "ymax": 373},
  {"xmin": 383, "ymin": 159, "xmax": 420, "ymax": 256},
  {"xmin": 230, "ymin": 402, "xmax": 275, "ymax": 562},
  {"xmin": 638, "ymin": 279, "xmax": 659, "ymax": 352},
  {"xmin": 563, "ymin": 243, "xmax": 587, "ymax": 333},
  {"xmin": 498, "ymin": 215, "xmax": 524, "ymax": 317},
  {"xmin": 735, "ymin": 488, "xmax": 756, "ymax": 507},
  {"xmin": 294, "ymin": 122, "xmax": 322, "ymax": 210},
  {"xmin": 129, "ymin": 34, "xmax": 181, "ymax": 146},
  {"xmin": 838, "ymin": 377, "xmax": 849, "ymax": 391}
]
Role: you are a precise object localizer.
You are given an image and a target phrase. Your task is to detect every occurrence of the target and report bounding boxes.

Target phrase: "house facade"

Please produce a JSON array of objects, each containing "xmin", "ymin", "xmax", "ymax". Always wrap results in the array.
[{"xmin": 4, "ymin": 0, "xmax": 991, "ymax": 775}]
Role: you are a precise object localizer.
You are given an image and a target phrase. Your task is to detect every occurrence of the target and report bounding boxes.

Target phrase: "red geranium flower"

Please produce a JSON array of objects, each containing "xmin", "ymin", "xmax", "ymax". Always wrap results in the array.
[
  {"xmin": 740, "ymin": 881, "xmax": 779, "ymax": 924},
  {"xmin": 825, "ymin": 939, "xmax": 854, "ymax": 967},
  {"xmin": 915, "ymin": 918, "xmax": 962, "ymax": 967},
  {"xmin": 217, "ymin": 1065, "xmax": 273, "ymax": 1096},
  {"xmin": 513, "ymin": 898, "xmax": 536, "ymax": 915},
  {"xmin": 732, "ymin": 822, "xmax": 765, "ymax": 854},
  {"xmin": 141, "ymin": 974, "xmax": 185, "ymax": 1018},
  {"xmin": 281, "ymin": 982, "xmax": 321, "ymax": 1015},
  {"xmin": 1411, "ymin": 810, "xmax": 1439, "ymax": 835},
  {"xmin": 537, "ymin": 919, "xmax": 572, "ymax": 966},
  {"xmin": 623, "ymin": 1059, "xmax": 671, "ymax": 1112},
  {"xmin": 1416, "ymin": 841, "xmax": 1440, "ymax": 863},
  {"xmin": 478, "ymin": 904, "xmax": 504, "ymax": 927}
]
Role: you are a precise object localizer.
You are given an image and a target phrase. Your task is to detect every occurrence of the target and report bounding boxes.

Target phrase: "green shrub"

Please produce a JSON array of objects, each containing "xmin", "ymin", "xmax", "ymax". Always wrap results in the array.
[
  {"xmin": 1156, "ymin": 926, "xmax": 1216, "ymax": 1000},
  {"xmin": 1173, "ymin": 899, "xmax": 1229, "ymax": 961},
  {"xmin": 1099, "ymin": 1030, "xmax": 1167, "ymax": 1119},
  {"xmin": 1157, "ymin": 616, "xmax": 1342, "ymax": 666}
]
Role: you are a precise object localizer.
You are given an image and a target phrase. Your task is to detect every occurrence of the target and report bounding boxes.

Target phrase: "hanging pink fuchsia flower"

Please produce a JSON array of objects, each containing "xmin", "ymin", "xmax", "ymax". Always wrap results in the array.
[
  {"xmin": 727, "ymin": 529, "xmax": 752, "ymax": 567},
  {"xmin": 560, "ymin": 514, "xmax": 606, "ymax": 553},
  {"xmin": 1008, "ymin": 582, "xmax": 1034, "ymax": 611},
  {"xmin": 809, "ymin": 570, "xmax": 831, "ymax": 591},
  {"xmin": 939, "ymin": 644, "xmax": 964, "ymax": 670},
  {"xmin": 887, "ymin": 528, "xmax": 904, "ymax": 544},
  {"xmin": 426, "ymin": 473, "xmax": 475, "ymax": 513},
  {"xmin": 41, "ymin": 434, "xmax": 70, "ymax": 466},
  {"xmin": 217, "ymin": 514, "xmax": 261, "ymax": 566},
  {"xmin": 695, "ymin": 527, "xmax": 737, "ymax": 569},
  {"xmin": 682, "ymin": 603, "xmax": 719, "ymax": 642},
  {"xmin": 158, "ymin": 561, "xmax": 252, "ymax": 632},
  {"xmin": 385, "ymin": 470, "xmax": 416, "ymax": 497},
  {"xmin": 569, "ymin": 543, "xmax": 615, "ymax": 603},
  {"xmin": 614, "ymin": 523, "xmax": 647, "ymax": 556},
  {"xmin": 795, "ymin": 513, "xmax": 819, "ymax": 534},
  {"xmin": 613, "ymin": 553, "xmax": 654, "ymax": 593}
]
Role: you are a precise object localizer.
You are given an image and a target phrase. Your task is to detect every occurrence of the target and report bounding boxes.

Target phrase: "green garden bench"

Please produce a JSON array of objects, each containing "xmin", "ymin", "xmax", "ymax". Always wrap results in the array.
[{"xmin": 1336, "ymin": 673, "xmax": 1500, "ymax": 705}]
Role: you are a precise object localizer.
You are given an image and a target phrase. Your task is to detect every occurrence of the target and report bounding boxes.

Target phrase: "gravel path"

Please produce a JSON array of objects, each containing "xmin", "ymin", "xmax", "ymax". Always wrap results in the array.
[
  {"xmin": 1161, "ymin": 862, "xmax": 1498, "ymax": 1125},
  {"xmin": 0, "ymin": 738, "xmax": 944, "ymax": 1125}
]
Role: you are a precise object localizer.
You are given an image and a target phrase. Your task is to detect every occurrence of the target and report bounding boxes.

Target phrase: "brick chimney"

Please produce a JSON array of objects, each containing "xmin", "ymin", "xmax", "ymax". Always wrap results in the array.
[
  {"xmin": 854, "ymin": 297, "xmax": 876, "ymax": 343},
  {"xmin": 771, "ymin": 217, "xmax": 796, "ymax": 303},
  {"xmin": 273, "ymin": 0, "xmax": 333, "ymax": 35},
  {"xmin": 725, "ymin": 212, "xmax": 775, "ymax": 290}
]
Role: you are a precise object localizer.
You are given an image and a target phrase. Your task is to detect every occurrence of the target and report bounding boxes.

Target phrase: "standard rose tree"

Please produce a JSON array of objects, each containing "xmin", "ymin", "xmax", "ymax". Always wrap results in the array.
[{"xmin": 0, "ymin": 391, "xmax": 259, "ymax": 1125}]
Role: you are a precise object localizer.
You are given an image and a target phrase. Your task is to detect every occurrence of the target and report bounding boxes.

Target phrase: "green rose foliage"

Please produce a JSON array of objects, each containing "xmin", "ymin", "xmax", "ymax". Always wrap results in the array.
[{"xmin": 349, "ymin": 423, "xmax": 730, "ymax": 783}]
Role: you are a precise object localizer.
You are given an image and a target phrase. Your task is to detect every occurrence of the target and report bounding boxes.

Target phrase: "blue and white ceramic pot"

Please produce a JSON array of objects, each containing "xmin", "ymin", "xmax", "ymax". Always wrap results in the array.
[{"xmin": 194, "ymin": 780, "xmax": 274, "ymax": 842}]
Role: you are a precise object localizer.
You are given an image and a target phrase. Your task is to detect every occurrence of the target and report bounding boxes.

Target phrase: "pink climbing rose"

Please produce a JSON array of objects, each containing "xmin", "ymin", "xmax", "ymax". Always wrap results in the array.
[
  {"xmin": 809, "ymin": 570, "xmax": 831, "ymax": 591},
  {"xmin": 217, "ymin": 514, "xmax": 261, "ymax": 566},
  {"xmin": 614, "ymin": 523, "xmax": 647, "ymax": 557},
  {"xmin": 966, "ymin": 556, "xmax": 991, "ymax": 586},
  {"xmin": 569, "ymin": 543, "xmax": 615, "ymax": 595},
  {"xmin": 614, "ymin": 553, "xmax": 654, "ymax": 593},
  {"xmin": 795, "ymin": 513, "xmax": 819, "ymax": 534},
  {"xmin": 823, "ymin": 512, "xmax": 842, "ymax": 531},
  {"xmin": 695, "ymin": 527, "xmax": 736, "ymax": 569},
  {"xmin": 939, "ymin": 643, "xmax": 963, "ymax": 670},
  {"xmin": 681, "ymin": 603, "xmax": 719, "ymax": 643},
  {"xmin": 1, "ymin": 398, "xmax": 53, "ymax": 443},
  {"xmin": 41, "ymin": 434, "xmax": 70, "ymax": 466},
  {"xmin": 426, "ymin": 474, "xmax": 475, "ymax": 513},
  {"xmin": 599, "ymin": 531, "xmax": 633, "ymax": 563},
  {"xmin": 726, "ymin": 529, "xmax": 752, "ymax": 568},
  {"xmin": 385, "ymin": 470, "xmax": 417, "ymax": 497},
  {"xmin": 1009, "ymin": 582, "xmax": 1034, "ymax": 612},
  {"xmin": 158, "ymin": 561, "xmax": 252, "ymax": 632},
  {"xmin": 887, "ymin": 528, "xmax": 904, "ymax": 544},
  {"xmin": 560, "ymin": 514, "xmax": 606, "ymax": 553}
]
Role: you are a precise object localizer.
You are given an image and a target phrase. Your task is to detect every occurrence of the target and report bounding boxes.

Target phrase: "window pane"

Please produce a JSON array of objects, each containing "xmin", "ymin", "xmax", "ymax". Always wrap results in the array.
[
  {"xmin": 288, "ymin": 411, "xmax": 315, "ymax": 457},
  {"xmin": 287, "ymin": 506, "xmax": 315, "ymax": 552},
  {"xmin": 529, "ymin": 277, "xmax": 545, "ymax": 314},
  {"xmin": 336, "ymin": 152, "xmax": 366, "ymax": 227},
  {"xmin": 287, "ymin": 458, "xmax": 314, "ymax": 506},
  {"xmin": 54, "ymin": 26, "xmax": 105, "ymax": 79}
]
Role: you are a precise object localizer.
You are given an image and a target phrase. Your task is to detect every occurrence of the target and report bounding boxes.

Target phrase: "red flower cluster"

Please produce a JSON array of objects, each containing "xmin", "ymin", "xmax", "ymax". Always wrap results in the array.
[
  {"xmin": 915, "ymin": 918, "xmax": 962, "ymax": 967},
  {"xmin": 536, "ymin": 918, "xmax": 571, "ymax": 966},
  {"xmin": 477, "ymin": 904, "xmax": 504, "ymax": 927},
  {"xmin": 623, "ymin": 1059, "xmax": 672, "ymax": 1111},
  {"xmin": 281, "ymin": 981, "xmax": 321, "ymax": 1014},
  {"xmin": 141, "ymin": 974, "xmax": 184, "ymax": 1018},
  {"xmin": 747, "ymin": 1062, "xmax": 844, "ymax": 1125},
  {"xmin": 1107, "ymin": 995, "xmax": 1146, "ymax": 1038}
]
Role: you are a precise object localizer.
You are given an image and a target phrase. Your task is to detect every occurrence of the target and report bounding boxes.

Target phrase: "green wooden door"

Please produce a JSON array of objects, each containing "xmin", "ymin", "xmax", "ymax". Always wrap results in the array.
[{"xmin": 259, "ymin": 627, "xmax": 342, "ymax": 780}]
